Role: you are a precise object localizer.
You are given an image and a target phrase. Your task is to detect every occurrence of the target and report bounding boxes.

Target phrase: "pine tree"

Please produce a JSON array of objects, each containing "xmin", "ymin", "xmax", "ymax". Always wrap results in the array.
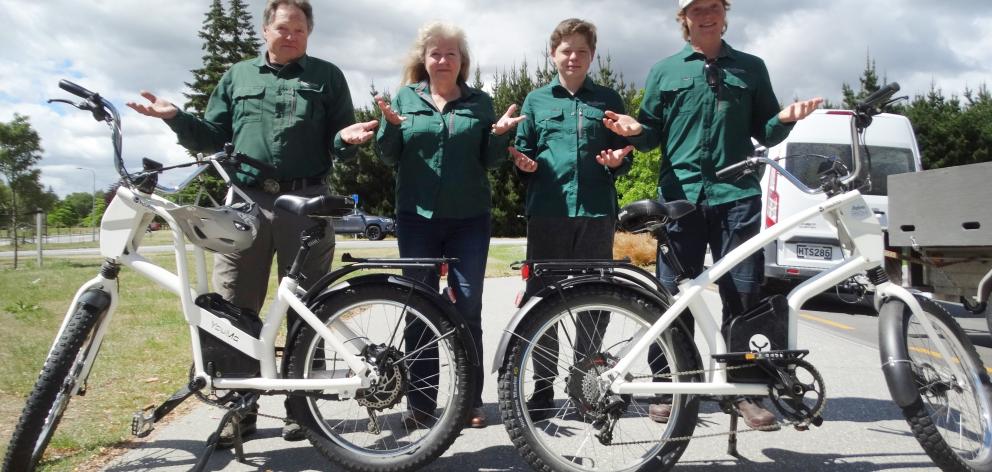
[
  {"xmin": 183, "ymin": 0, "xmax": 228, "ymax": 118},
  {"xmin": 225, "ymin": 0, "xmax": 261, "ymax": 64},
  {"xmin": 841, "ymin": 54, "xmax": 881, "ymax": 110}
]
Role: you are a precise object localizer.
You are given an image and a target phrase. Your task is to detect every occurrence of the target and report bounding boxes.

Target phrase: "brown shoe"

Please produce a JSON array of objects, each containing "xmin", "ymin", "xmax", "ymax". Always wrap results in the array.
[
  {"xmin": 648, "ymin": 403, "xmax": 671, "ymax": 423},
  {"xmin": 736, "ymin": 399, "xmax": 780, "ymax": 431},
  {"xmin": 466, "ymin": 407, "xmax": 487, "ymax": 428}
]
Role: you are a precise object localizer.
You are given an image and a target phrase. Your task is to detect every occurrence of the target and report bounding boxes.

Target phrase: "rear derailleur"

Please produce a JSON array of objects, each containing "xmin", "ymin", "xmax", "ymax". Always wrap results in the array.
[{"xmin": 565, "ymin": 352, "xmax": 631, "ymax": 445}]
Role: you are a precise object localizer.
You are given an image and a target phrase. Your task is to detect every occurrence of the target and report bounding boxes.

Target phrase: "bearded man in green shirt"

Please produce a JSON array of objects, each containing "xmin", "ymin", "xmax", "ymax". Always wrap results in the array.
[
  {"xmin": 509, "ymin": 18, "xmax": 633, "ymax": 422},
  {"xmin": 127, "ymin": 0, "xmax": 377, "ymax": 445},
  {"xmin": 604, "ymin": 0, "xmax": 822, "ymax": 428}
]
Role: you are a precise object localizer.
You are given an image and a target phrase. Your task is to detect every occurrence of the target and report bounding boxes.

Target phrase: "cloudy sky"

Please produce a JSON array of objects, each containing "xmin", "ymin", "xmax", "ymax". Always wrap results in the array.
[{"xmin": 2, "ymin": 0, "xmax": 989, "ymax": 197}]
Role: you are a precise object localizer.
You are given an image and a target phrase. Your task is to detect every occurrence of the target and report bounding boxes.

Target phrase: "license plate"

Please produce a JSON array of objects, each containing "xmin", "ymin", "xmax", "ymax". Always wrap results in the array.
[{"xmin": 796, "ymin": 244, "xmax": 833, "ymax": 260}]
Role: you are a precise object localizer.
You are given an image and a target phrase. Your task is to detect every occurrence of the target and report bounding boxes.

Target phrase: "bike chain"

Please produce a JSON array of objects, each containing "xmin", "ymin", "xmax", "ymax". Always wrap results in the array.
[{"xmin": 604, "ymin": 364, "xmax": 827, "ymax": 446}]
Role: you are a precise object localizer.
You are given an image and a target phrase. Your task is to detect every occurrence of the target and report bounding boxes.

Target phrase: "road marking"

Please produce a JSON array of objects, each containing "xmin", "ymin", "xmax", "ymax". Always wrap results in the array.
[
  {"xmin": 800, "ymin": 313, "xmax": 855, "ymax": 330},
  {"xmin": 908, "ymin": 346, "xmax": 992, "ymax": 374}
]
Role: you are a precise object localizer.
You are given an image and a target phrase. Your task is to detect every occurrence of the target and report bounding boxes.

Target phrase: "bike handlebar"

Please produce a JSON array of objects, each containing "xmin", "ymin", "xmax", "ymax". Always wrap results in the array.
[
  {"xmin": 58, "ymin": 79, "xmax": 98, "ymax": 100},
  {"xmin": 51, "ymin": 79, "xmax": 270, "ymax": 196},
  {"xmin": 715, "ymin": 159, "xmax": 751, "ymax": 181},
  {"xmin": 857, "ymin": 82, "xmax": 900, "ymax": 112}
]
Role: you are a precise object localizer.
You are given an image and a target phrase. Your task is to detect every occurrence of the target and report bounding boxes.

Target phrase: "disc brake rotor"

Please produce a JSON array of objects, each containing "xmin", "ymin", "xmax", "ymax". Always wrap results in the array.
[{"xmin": 356, "ymin": 344, "xmax": 409, "ymax": 411}]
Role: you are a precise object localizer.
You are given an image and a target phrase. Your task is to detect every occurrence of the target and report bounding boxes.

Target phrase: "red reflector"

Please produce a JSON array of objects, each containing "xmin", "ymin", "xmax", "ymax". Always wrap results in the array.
[
  {"xmin": 444, "ymin": 286, "xmax": 457, "ymax": 303},
  {"xmin": 765, "ymin": 189, "xmax": 779, "ymax": 228},
  {"xmin": 825, "ymin": 110, "xmax": 854, "ymax": 116},
  {"xmin": 521, "ymin": 263, "xmax": 531, "ymax": 280},
  {"xmin": 786, "ymin": 268, "xmax": 800, "ymax": 275},
  {"xmin": 439, "ymin": 262, "xmax": 448, "ymax": 277}
]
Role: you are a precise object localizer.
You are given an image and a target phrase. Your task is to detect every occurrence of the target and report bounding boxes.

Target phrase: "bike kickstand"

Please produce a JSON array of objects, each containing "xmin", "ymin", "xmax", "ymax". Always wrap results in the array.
[
  {"xmin": 192, "ymin": 393, "xmax": 258, "ymax": 472},
  {"xmin": 193, "ymin": 407, "xmax": 240, "ymax": 472},
  {"xmin": 727, "ymin": 409, "xmax": 740, "ymax": 457}
]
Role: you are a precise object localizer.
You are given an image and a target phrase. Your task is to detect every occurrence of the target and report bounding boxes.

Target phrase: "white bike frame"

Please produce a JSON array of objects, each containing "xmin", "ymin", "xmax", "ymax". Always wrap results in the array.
[
  {"xmin": 599, "ymin": 136, "xmax": 967, "ymax": 399},
  {"xmin": 53, "ymin": 157, "xmax": 378, "ymax": 399}
]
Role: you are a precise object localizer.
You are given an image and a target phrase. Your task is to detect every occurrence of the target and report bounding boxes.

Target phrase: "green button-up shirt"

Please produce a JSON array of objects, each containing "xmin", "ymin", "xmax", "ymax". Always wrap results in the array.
[
  {"xmin": 376, "ymin": 81, "xmax": 508, "ymax": 219},
  {"xmin": 629, "ymin": 42, "xmax": 794, "ymax": 205},
  {"xmin": 515, "ymin": 76, "xmax": 631, "ymax": 218},
  {"xmin": 165, "ymin": 54, "xmax": 357, "ymax": 185}
]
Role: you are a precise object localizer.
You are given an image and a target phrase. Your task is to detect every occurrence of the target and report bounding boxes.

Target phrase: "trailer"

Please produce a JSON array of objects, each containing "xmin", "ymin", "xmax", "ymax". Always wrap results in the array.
[{"xmin": 887, "ymin": 161, "xmax": 992, "ymax": 324}]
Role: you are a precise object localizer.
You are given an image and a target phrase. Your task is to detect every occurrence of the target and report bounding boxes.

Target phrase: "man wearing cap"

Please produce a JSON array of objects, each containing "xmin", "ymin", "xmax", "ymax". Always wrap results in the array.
[
  {"xmin": 604, "ymin": 0, "xmax": 822, "ymax": 429},
  {"xmin": 127, "ymin": 0, "xmax": 378, "ymax": 445}
]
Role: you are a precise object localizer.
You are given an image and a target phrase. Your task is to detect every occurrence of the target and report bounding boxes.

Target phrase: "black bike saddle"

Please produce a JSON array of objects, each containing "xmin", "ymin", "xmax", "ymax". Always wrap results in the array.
[
  {"xmin": 618, "ymin": 199, "xmax": 696, "ymax": 232},
  {"xmin": 274, "ymin": 194, "xmax": 355, "ymax": 218}
]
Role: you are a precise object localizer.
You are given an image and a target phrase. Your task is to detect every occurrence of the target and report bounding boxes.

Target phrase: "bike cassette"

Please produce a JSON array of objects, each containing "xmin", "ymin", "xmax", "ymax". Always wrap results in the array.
[{"xmin": 767, "ymin": 358, "xmax": 826, "ymax": 429}]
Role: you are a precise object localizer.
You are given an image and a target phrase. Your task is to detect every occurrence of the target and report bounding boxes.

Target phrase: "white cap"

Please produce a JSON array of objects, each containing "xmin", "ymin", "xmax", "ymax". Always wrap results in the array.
[{"xmin": 678, "ymin": 0, "xmax": 696, "ymax": 9}]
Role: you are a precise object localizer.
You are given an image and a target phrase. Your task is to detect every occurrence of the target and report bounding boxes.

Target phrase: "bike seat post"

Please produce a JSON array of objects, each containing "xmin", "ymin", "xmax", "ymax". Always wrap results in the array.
[
  {"xmin": 287, "ymin": 220, "xmax": 327, "ymax": 280},
  {"xmin": 654, "ymin": 227, "xmax": 691, "ymax": 284}
]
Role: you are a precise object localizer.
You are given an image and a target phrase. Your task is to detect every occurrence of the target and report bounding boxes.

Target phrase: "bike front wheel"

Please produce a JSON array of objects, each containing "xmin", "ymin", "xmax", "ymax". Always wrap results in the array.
[
  {"xmin": 3, "ymin": 290, "xmax": 110, "ymax": 472},
  {"xmin": 285, "ymin": 283, "xmax": 472, "ymax": 471},
  {"xmin": 498, "ymin": 284, "xmax": 700, "ymax": 472},
  {"xmin": 883, "ymin": 295, "xmax": 992, "ymax": 471}
]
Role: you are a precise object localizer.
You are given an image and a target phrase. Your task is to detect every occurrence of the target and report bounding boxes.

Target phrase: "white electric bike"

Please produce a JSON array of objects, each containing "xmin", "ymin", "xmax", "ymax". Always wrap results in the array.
[
  {"xmin": 3, "ymin": 80, "xmax": 478, "ymax": 472},
  {"xmin": 495, "ymin": 83, "xmax": 992, "ymax": 472}
]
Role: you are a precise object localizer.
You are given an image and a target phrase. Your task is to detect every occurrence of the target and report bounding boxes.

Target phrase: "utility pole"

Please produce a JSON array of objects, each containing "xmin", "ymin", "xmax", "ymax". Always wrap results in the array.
[{"xmin": 77, "ymin": 167, "xmax": 97, "ymax": 242}]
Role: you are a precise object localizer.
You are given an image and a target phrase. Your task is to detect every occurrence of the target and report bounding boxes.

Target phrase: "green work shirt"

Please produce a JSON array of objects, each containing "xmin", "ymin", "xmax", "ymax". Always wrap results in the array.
[
  {"xmin": 165, "ymin": 54, "xmax": 357, "ymax": 185},
  {"xmin": 375, "ymin": 81, "xmax": 509, "ymax": 219},
  {"xmin": 515, "ymin": 76, "xmax": 631, "ymax": 218},
  {"xmin": 629, "ymin": 42, "xmax": 794, "ymax": 205}
]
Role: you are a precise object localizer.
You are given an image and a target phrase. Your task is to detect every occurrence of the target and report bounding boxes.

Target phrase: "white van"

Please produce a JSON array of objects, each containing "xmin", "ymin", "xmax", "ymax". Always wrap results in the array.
[{"xmin": 759, "ymin": 110, "xmax": 923, "ymax": 290}]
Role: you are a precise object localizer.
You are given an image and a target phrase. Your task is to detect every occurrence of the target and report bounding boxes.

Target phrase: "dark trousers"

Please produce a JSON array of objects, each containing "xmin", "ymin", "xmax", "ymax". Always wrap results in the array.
[
  {"xmin": 525, "ymin": 217, "xmax": 614, "ymax": 401},
  {"xmin": 397, "ymin": 212, "xmax": 490, "ymax": 411},
  {"xmin": 650, "ymin": 195, "xmax": 763, "ymax": 375}
]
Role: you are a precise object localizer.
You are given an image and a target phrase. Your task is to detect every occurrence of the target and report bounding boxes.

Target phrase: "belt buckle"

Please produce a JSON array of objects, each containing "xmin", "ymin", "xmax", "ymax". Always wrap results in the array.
[{"xmin": 262, "ymin": 178, "xmax": 280, "ymax": 194}]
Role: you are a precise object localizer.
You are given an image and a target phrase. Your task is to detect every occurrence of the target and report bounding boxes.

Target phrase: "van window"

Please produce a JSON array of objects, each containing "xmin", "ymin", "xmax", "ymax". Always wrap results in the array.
[{"xmin": 784, "ymin": 143, "xmax": 916, "ymax": 196}]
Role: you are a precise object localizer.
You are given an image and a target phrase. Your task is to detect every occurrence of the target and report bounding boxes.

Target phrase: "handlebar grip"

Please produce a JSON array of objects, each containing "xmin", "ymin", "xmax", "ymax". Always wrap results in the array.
[
  {"xmin": 233, "ymin": 152, "xmax": 278, "ymax": 174},
  {"xmin": 716, "ymin": 160, "xmax": 751, "ymax": 181},
  {"xmin": 59, "ymin": 79, "xmax": 97, "ymax": 100},
  {"xmin": 857, "ymin": 82, "xmax": 900, "ymax": 110}
]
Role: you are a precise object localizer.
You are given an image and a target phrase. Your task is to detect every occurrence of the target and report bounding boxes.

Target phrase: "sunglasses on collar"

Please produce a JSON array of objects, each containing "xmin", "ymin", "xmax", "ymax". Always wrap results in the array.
[{"xmin": 704, "ymin": 59, "xmax": 722, "ymax": 94}]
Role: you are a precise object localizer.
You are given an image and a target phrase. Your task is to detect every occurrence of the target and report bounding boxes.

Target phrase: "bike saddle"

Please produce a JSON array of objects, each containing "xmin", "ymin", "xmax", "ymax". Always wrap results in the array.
[
  {"xmin": 274, "ymin": 194, "xmax": 355, "ymax": 217},
  {"xmin": 618, "ymin": 199, "xmax": 696, "ymax": 232}
]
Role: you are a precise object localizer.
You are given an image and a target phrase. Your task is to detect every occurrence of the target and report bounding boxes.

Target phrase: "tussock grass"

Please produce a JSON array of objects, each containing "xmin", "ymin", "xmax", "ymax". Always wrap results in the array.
[{"xmin": 613, "ymin": 231, "xmax": 657, "ymax": 267}]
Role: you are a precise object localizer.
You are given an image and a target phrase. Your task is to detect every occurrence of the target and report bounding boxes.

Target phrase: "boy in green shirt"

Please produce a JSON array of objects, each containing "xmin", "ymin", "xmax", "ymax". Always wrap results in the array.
[{"xmin": 510, "ymin": 18, "xmax": 633, "ymax": 421}]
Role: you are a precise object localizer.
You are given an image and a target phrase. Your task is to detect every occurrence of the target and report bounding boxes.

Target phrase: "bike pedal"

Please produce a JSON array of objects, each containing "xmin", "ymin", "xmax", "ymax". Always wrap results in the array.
[{"xmin": 131, "ymin": 408, "xmax": 156, "ymax": 438}]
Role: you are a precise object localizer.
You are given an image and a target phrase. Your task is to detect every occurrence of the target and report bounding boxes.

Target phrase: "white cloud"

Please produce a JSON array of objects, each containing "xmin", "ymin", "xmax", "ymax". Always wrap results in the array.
[{"xmin": 2, "ymin": 0, "xmax": 989, "ymax": 197}]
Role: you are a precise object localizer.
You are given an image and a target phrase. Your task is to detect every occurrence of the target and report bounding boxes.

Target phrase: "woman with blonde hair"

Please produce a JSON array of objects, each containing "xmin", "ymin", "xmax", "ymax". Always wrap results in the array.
[{"xmin": 375, "ymin": 21, "xmax": 524, "ymax": 428}]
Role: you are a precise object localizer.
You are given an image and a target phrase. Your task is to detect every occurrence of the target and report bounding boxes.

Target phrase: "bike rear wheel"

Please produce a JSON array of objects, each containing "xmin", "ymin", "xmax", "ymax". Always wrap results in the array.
[
  {"xmin": 3, "ymin": 290, "xmax": 109, "ymax": 472},
  {"xmin": 884, "ymin": 295, "xmax": 992, "ymax": 471},
  {"xmin": 498, "ymin": 284, "xmax": 700, "ymax": 472},
  {"xmin": 285, "ymin": 283, "xmax": 472, "ymax": 471}
]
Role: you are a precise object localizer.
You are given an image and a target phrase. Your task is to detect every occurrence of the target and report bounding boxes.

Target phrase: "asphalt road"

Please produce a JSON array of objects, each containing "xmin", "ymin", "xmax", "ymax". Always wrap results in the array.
[{"xmin": 101, "ymin": 278, "xmax": 969, "ymax": 472}]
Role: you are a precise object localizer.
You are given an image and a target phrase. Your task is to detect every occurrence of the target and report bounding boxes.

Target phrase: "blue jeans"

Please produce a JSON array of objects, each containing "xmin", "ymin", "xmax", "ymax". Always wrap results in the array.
[
  {"xmin": 397, "ymin": 212, "xmax": 490, "ymax": 411},
  {"xmin": 656, "ymin": 195, "xmax": 764, "ymax": 318}
]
